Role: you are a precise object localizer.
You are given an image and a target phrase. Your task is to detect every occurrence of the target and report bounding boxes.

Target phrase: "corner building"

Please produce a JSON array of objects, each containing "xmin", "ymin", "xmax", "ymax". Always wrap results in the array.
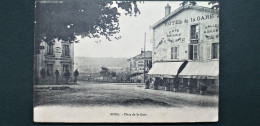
[
  {"xmin": 35, "ymin": 38, "xmax": 74, "ymax": 83},
  {"xmin": 149, "ymin": 4, "xmax": 219, "ymax": 93}
]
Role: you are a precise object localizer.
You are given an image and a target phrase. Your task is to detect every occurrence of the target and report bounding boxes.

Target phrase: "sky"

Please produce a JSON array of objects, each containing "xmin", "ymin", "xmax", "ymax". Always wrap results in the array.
[{"xmin": 74, "ymin": 1, "xmax": 210, "ymax": 58}]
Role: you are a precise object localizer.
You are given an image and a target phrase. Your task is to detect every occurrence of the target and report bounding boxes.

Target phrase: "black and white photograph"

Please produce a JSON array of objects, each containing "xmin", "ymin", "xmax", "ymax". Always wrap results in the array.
[{"xmin": 33, "ymin": 0, "xmax": 219, "ymax": 123}]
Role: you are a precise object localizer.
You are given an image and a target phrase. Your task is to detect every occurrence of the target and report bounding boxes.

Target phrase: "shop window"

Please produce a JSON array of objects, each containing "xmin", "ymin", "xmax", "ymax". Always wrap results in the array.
[
  {"xmin": 212, "ymin": 43, "xmax": 219, "ymax": 59},
  {"xmin": 170, "ymin": 47, "xmax": 178, "ymax": 59},
  {"xmin": 189, "ymin": 44, "xmax": 198, "ymax": 60},
  {"xmin": 62, "ymin": 45, "xmax": 70, "ymax": 56},
  {"xmin": 47, "ymin": 44, "xmax": 53, "ymax": 55},
  {"xmin": 191, "ymin": 25, "xmax": 199, "ymax": 39},
  {"xmin": 47, "ymin": 64, "xmax": 53, "ymax": 76}
]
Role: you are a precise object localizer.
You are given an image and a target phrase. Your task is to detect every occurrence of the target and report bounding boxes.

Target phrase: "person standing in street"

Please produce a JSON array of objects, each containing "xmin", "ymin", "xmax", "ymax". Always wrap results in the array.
[
  {"xmin": 55, "ymin": 69, "xmax": 60, "ymax": 84},
  {"xmin": 73, "ymin": 69, "xmax": 79, "ymax": 84},
  {"xmin": 40, "ymin": 68, "xmax": 46, "ymax": 78}
]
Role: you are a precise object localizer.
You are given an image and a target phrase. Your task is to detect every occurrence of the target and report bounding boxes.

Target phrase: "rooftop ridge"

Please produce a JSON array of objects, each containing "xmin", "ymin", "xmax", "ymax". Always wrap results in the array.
[{"xmin": 151, "ymin": 5, "xmax": 219, "ymax": 29}]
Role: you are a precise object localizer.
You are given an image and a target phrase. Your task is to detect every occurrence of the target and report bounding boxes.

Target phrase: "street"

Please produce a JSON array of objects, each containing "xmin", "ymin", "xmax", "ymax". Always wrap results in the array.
[
  {"xmin": 34, "ymin": 81, "xmax": 218, "ymax": 108},
  {"xmin": 34, "ymin": 81, "xmax": 218, "ymax": 122}
]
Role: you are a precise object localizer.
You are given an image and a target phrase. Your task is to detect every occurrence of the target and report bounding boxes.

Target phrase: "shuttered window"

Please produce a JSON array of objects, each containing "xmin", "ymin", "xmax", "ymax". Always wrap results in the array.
[
  {"xmin": 47, "ymin": 44, "xmax": 53, "ymax": 55},
  {"xmin": 171, "ymin": 46, "xmax": 178, "ymax": 59},
  {"xmin": 62, "ymin": 45, "xmax": 70, "ymax": 56},
  {"xmin": 189, "ymin": 44, "xmax": 198, "ymax": 60},
  {"xmin": 212, "ymin": 43, "xmax": 219, "ymax": 59},
  {"xmin": 191, "ymin": 25, "xmax": 199, "ymax": 39}
]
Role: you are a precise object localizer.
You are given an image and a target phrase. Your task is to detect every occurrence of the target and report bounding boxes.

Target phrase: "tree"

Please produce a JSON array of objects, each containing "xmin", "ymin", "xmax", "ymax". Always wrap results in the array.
[
  {"xmin": 100, "ymin": 66, "xmax": 109, "ymax": 81},
  {"xmin": 35, "ymin": 0, "xmax": 142, "ymax": 54},
  {"xmin": 208, "ymin": 1, "xmax": 219, "ymax": 10},
  {"xmin": 179, "ymin": 1, "xmax": 197, "ymax": 6},
  {"xmin": 111, "ymin": 71, "xmax": 116, "ymax": 77}
]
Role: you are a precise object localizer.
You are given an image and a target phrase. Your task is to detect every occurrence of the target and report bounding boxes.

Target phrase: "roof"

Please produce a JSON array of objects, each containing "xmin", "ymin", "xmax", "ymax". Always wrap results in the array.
[
  {"xmin": 178, "ymin": 61, "xmax": 219, "ymax": 78},
  {"xmin": 148, "ymin": 62, "xmax": 184, "ymax": 76},
  {"xmin": 129, "ymin": 51, "xmax": 152, "ymax": 60},
  {"xmin": 151, "ymin": 5, "xmax": 219, "ymax": 29}
]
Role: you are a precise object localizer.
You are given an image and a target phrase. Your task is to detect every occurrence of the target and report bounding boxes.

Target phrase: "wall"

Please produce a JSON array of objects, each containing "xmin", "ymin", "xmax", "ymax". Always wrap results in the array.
[
  {"xmin": 152, "ymin": 7, "xmax": 219, "ymax": 63},
  {"xmin": 129, "ymin": 57, "xmax": 152, "ymax": 74},
  {"xmin": 36, "ymin": 38, "xmax": 74, "ymax": 82}
]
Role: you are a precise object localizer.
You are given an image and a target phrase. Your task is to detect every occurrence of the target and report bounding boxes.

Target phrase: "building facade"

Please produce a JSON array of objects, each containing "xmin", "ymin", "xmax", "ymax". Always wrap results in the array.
[
  {"xmin": 35, "ymin": 38, "xmax": 74, "ymax": 83},
  {"xmin": 128, "ymin": 51, "xmax": 152, "ymax": 74},
  {"xmin": 127, "ymin": 51, "xmax": 152, "ymax": 82},
  {"xmin": 148, "ymin": 4, "xmax": 219, "ymax": 93}
]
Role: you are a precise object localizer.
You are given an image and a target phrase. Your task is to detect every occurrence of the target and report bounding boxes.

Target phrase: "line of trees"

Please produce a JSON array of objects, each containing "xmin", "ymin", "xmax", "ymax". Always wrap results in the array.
[
  {"xmin": 179, "ymin": 1, "xmax": 219, "ymax": 10},
  {"xmin": 100, "ymin": 66, "xmax": 117, "ymax": 81}
]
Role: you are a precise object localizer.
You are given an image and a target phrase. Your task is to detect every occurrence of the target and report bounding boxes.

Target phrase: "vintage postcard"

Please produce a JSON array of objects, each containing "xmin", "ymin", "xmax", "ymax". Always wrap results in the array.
[{"xmin": 34, "ymin": 0, "xmax": 219, "ymax": 123}]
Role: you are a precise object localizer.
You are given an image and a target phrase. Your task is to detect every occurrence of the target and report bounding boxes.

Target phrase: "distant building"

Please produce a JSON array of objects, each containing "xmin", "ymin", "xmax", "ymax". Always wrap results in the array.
[
  {"xmin": 34, "ymin": 38, "xmax": 74, "ymax": 82},
  {"xmin": 127, "ymin": 51, "xmax": 152, "ymax": 82},
  {"xmin": 148, "ymin": 4, "xmax": 219, "ymax": 93}
]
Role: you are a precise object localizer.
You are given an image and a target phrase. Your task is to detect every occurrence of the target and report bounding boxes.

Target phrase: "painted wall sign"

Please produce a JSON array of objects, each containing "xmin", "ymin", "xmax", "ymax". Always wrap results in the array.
[
  {"xmin": 203, "ymin": 24, "xmax": 219, "ymax": 40},
  {"xmin": 165, "ymin": 14, "xmax": 215, "ymax": 26}
]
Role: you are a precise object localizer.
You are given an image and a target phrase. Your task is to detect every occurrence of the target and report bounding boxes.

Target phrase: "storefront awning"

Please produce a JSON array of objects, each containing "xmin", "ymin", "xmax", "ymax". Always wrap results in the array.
[
  {"xmin": 178, "ymin": 61, "xmax": 219, "ymax": 79},
  {"xmin": 148, "ymin": 62, "xmax": 184, "ymax": 77}
]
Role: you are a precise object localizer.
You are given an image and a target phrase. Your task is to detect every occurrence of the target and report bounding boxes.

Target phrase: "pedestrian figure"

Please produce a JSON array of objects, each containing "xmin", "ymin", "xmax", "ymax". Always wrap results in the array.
[
  {"xmin": 73, "ymin": 69, "xmax": 79, "ymax": 84},
  {"xmin": 154, "ymin": 77, "xmax": 159, "ymax": 90},
  {"xmin": 40, "ymin": 68, "xmax": 46, "ymax": 78},
  {"xmin": 145, "ymin": 78, "xmax": 150, "ymax": 89},
  {"xmin": 55, "ymin": 69, "xmax": 60, "ymax": 84},
  {"xmin": 63, "ymin": 70, "xmax": 71, "ymax": 84}
]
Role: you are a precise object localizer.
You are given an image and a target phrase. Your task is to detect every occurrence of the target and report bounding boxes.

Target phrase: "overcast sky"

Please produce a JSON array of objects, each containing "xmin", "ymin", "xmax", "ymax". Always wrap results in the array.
[{"xmin": 74, "ymin": 1, "xmax": 210, "ymax": 58}]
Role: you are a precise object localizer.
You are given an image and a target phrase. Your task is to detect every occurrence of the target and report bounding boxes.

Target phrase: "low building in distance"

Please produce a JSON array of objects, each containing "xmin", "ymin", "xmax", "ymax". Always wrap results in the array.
[{"xmin": 127, "ymin": 50, "xmax": 152, "ymax": 82}]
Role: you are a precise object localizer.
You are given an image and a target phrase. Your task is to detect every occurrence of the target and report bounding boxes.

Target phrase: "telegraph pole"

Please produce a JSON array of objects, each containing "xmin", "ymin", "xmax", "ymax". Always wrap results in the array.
[{"xmin": 143, "ymin": 32, "xmax": 146, "ymax": 83}]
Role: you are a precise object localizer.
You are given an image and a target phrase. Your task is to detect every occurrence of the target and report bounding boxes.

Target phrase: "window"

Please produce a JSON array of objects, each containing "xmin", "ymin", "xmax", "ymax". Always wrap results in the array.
[
  {"xmin": 191, "ymin": 25, "xmax": 199, "ymax": 39},
  {"xmin": 189, "ymin": 44, "xmax": 198, "ymax": 60},
  {"xmin": 145, "ymin": 60, "xmax": 148, "ymax": 67},
  {"xmin": 171, "ymin": 47, "xmax": 178, "ymax": 59},
  {"xmin": 212, "ymin": 43, "xmax": 219, "ymax": 59},
  {"xmin": 47, "ymin": 64, "xmax": 53, "ymax": 76},
  {"xmin": 47, "ymin": 44, "xmax": 53, "ymax": 55},
  {"xmin": 63, "ymin": 65, "xmax": 69, "ymax": 72},
  {"xmin": 62, "ymin": 45, "xmax": 70, "ymax": 56}
]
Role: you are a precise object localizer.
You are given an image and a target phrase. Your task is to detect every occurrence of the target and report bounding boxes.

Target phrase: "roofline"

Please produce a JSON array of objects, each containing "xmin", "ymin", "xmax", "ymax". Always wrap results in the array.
[
  {"xmin": 151, "ymin": 5, "xmax": 219, "ymax": 29},
  {"xmin": 128, "ymin": 51, "xmax": 153, "ymax": 60}
]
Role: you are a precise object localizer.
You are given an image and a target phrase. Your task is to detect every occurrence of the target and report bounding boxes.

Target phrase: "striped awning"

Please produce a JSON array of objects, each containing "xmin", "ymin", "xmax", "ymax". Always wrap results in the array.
[
  {"xmin": 178, "ymin": 61, "xmax": 219, "ymax": 79},
  {"xmin": 148, "ymin": 62, "xmax": 184, "ymax": 77}
]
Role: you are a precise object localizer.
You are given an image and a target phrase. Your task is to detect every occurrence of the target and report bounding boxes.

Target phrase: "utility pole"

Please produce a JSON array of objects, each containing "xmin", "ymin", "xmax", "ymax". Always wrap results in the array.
[{"xmin": 143, "ymin": 32, "xmax": 146, "ymax": 83}]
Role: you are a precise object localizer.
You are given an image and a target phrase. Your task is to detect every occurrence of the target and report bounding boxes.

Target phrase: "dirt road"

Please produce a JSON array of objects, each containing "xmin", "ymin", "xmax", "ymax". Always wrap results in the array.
[{"xmin": 34, "ymin": 81, "xmax": 218, "ymax": 108}]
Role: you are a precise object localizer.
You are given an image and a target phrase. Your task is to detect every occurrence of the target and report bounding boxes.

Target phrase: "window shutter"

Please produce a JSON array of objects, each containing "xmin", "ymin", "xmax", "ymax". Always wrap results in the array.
[
  {"xmin": 188, "ymin": 44, "xmax": 193, "ymax": 60},
  {"xmin": 176, "ymin": 46, "xmax": 179, "ymax": 59},
  {"xmin": 62, "ymin": 45, "xmax": 65, "ymax": 56},
  {"xmin": 207, "ymin": 43, "xmax": 211, "ymax": 59},
  {"xmin": 196, "ymin": 25, "xmax": 200, "ymax": 39},
  {"xmin": 194, "ymin": 45, "xmax": 198, "ymax": 60}
]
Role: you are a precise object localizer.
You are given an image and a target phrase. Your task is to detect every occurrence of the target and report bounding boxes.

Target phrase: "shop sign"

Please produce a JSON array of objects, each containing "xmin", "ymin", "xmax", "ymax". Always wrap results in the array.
[{"xmin": 165, "ymin": 14, "xmax": 215, "ymax": 26}]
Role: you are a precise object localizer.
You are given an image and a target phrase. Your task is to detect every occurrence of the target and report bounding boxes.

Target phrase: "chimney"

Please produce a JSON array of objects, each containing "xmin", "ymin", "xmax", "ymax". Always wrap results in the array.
[
  {"xmin": 141, "ymin": 48, "xmax": 144, "ymax": 55},
  {"xmin": 165, "ymin": 4, "xmax": 171, "ymax": 16}
]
